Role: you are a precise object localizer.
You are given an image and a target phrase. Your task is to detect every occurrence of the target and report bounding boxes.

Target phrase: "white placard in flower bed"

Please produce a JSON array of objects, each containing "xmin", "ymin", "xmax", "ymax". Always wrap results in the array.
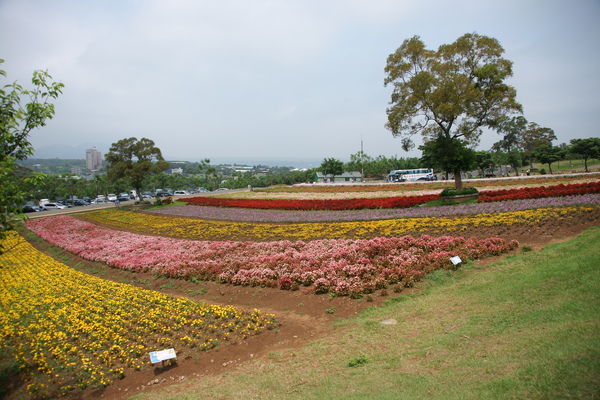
[
  {"xmin": 450, "ymin": 256, "xmax": 462, "ymax": 266},
  {"xmin": 149, "ymin": 348, "xmax": 177, "ymax": 364}
]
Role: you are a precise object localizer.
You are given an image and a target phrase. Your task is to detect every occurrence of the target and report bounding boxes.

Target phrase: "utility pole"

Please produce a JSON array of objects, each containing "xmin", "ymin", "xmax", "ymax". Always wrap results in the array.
[{"xmin": 361, "ymin": 135, "xmax": 364, "ymax": 180}]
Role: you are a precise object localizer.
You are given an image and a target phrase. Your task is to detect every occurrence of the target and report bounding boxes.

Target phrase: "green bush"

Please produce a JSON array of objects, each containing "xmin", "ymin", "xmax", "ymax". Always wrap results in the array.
[
  {"xmin": 440, "ymin": 187, "xmax": 479, "ymax": 197},
  {"xmin": 347, "ymin": 356, "xmax": 369, "ymax": 368}
]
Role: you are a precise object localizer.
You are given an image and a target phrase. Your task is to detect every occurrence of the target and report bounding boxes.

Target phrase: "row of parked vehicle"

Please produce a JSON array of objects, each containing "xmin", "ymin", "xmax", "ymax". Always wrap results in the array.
[{"xmin": 21, "ymin": 187, "xmax": 222, "ymax": 213}]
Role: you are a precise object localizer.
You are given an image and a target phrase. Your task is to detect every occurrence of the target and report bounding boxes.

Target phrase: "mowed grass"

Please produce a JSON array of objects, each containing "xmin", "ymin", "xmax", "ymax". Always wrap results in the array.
[{"xmin": 136, "ymin": 226, "xmax": 600, "ymax": 400}]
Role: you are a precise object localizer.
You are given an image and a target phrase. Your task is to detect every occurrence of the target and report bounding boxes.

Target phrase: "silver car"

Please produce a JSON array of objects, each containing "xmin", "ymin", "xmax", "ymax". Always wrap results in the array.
[{"xmin": 43, "ymin": 202, "xmax": 69, "ymax": 209}]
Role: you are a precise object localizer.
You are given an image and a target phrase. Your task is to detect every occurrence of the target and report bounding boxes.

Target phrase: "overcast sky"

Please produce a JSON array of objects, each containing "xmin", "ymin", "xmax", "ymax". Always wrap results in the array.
[{"xmin": 1, "ymin": 0, "xmax": 598, "ymax": 165}]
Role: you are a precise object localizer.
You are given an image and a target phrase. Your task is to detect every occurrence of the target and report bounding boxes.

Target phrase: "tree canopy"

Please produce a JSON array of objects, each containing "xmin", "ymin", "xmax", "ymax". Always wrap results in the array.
[
  {"xmin": 521, "ymin": 122, "xmax": 556, "ymax": 167},
  {"xmin": 533, "ymin": 143, "xmax": 564, "ymax": 174},
  {"xmin": 569, "ymin": 137, "xmax": 600, "ymax": 172},
  {"xmin": 0, "ymin": 60, "xmax": 63, "ymax": 251},
  {"xmin": 320, "ymin": 158, "xmax": 344, "ymax": 180},
  {"xmin": 104, "ymin": 137, "xmax": 169, "ymax": 200},
  {"xmin": 384, "ymin": 33, "xmax": 522, "ymax": 189},
  {"xmin": 419, "ymin": 135, "xmax": 475, "ymax": 180}
]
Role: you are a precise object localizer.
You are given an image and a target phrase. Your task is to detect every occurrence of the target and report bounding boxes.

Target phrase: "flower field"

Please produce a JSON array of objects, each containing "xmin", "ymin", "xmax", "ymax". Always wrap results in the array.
[
  {"xmin": 79, "ymin": 205, "xmax": 596, "ymax": 241},
  {"xmin": 153, "ymin": 194, "xmax": 600, "ymax": 223},
  {"xmin": 478, "ymin": 181, "xmax": 600, "ymax": 202},
  {"xmin": 0, "ymin": 231, "xmax": 276, "ymax": 399},
  {"xmin": 180, "ymin": 193, "xmax": 441, "ymax": 210},
  {"xmin": 25, "ymin": 216, "xmax": 518, "ymax": 297},
  {"xmin": 181, "ymin": 180, "xmax": 600, "ymax": 211},
  {"xmin": 5, "ymin": 174, "xmax": 600, "ymax": 399},
  {"xmin": 213, "ymin": 174, "xmax": 600, "ymax": 200}
]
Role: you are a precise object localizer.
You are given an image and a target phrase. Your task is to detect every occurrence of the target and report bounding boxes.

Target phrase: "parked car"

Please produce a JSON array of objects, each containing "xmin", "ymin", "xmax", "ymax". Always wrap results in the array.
[
  {"xmin": 43, "ymin": 202, "xmax": 68, "ymax": 210},
  {"xmin": 107, "ymin": 194, "xmax": 117, "ymax": 202},
  {"xmin": 214, "ymin": 188, "xmax": 229, "ymax": 191},
  {"xmin": 196, "ymin": 187, "xmax": 210, "ymax": 193},
  {"xmin": 96, "ymin": 195, "xmax": 106, "ymax": 202},
  {"xmin": 21, "ymin": 205, "xmax": 45, "ymax": 213},
  {"xmin": 174, "ymin": 190, "xmax": 189, "ymax": 196},
  {"xmin": 65, "ymin": 199, "xmax": 90, "ymax": 207},
  {"xmin": 117, "ymin": 194, "xmax": 130, "ymax": 202}
]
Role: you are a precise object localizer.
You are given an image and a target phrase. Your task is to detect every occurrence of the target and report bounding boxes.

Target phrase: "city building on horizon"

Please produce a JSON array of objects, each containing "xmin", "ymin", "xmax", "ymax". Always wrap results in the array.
[{"xmin": 86, "ymin": 146, "xmax": 103, "ymax": 170}]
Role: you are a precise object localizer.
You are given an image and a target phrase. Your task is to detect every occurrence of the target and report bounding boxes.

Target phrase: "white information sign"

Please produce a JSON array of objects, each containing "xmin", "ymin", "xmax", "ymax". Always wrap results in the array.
[
  {"xmin": 149, "ymin": 348, "xmax": 177, "ymax": 364},
  {"xmin": 450, "ymin": 256, "xmax": 462, "ymax": 266}
]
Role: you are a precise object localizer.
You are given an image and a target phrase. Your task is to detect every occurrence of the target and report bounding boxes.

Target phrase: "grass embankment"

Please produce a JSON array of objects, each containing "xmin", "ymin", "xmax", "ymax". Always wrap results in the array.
[{"xmin": 138, "ymin": 227, "xmax": 600, "ymax": 400}]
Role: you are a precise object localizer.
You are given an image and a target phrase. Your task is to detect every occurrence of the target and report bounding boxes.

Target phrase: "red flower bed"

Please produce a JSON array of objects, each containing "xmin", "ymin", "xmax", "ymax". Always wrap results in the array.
[
  {"xmin": 478, "ymin": 181, "xmax": 600, "ymax": 202},
  {"xmin": 181, "ymin": 194, "xmax": 441, "ymax": 211}
]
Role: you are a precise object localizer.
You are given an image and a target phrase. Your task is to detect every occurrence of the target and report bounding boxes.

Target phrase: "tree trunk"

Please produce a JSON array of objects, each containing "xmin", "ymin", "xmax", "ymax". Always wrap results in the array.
[{"xmin": 454, "ymin": 170, "xmax": 463, "ymax": 190}]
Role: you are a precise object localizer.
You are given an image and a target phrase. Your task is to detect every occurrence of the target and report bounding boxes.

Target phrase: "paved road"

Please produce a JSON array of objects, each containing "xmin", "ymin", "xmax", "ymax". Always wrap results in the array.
[
  {"xmin": 25, "ymin": 188, "xmax": 251, "ymax": 219},
  {"xmin": 26, "ymin": 201, "xmax": 129, "ymax": 219}
]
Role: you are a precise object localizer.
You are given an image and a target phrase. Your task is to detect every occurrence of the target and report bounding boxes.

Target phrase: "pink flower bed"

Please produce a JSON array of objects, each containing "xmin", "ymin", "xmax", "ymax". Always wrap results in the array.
[{"xmin": 26, "ymin": 216, "xmax": 518, "ymax": 297}]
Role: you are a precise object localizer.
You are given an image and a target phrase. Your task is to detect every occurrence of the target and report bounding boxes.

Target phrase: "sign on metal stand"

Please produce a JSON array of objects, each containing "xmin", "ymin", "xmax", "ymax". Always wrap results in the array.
[{"xmin": 150, "ymin": 348, "xmax": 177, "ymax": 364}]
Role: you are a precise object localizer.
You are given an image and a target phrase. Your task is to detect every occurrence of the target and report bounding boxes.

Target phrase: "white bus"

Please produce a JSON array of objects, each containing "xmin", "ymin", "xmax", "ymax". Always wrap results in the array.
[{"xmin": 389, "ymin": 168, "xmax": 435, "ymax": 182}]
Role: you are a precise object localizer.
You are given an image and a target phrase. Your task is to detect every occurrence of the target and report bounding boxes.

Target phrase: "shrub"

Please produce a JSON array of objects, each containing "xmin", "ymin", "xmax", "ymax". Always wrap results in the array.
[
  {"xmin": 440, "ymin": 187, "xmax": 479, "ymax": 197},
  {"xmin": 347, "ymin": 356, "xmax": 369, "ymax": 367}
]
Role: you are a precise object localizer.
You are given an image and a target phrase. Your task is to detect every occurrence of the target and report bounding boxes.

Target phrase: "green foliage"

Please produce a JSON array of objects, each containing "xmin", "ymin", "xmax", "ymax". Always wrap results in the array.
[
  {"xmin": 419, "ymin": 136, "xmax": 476, "ymax": 184},
  {"xmin": 533, "ymin": 143, "xmax": 564, "ymax": 174},
  {"xmin": 320, "ymin": 158, "xmax": 344, "ymax": 178},
  {"xmin": 440, "ymin": 186, "xmax": 479, "ymax": 197},
  {"xmin": 347, "ymin": 355, "xmax": 369, "ymax": 368},
  {"xmin": 0, "ymin": 60, "xmax": 63, "ymax": 250},
  {"xmin": 105, "ymin": 137, "xmax": 169, "ymax": 200},
  {"xmin": 346, "ymin": 152, "xmax": 421, "ymax": 178},
  {"xmin": 492, "ymin": 116, "xmax": 528, "ymax": 173},
  {"xmin": 474, "ymin": 150, "xmax": 495, "ymax": 176},
  {"xmin": 384, "ymin": 33, "xmax": 522, "ymax": 190},
  {"xmin": 570, "ymin": 137, "xmax": 600, "ymax": 172},
  {"xmin": 521, "ymin": 122, "xmax": 557, "ymax": 167}
]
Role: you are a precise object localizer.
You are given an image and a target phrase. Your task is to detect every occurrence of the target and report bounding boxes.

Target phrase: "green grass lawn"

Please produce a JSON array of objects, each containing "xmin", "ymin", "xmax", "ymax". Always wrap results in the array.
[
  {"xmin": 137, "ymin": 226, "xmax": 600, "ymax": 400},
  {"xmin": 531, "ymin": 158, "xmax": 599, "ymax": 174}
]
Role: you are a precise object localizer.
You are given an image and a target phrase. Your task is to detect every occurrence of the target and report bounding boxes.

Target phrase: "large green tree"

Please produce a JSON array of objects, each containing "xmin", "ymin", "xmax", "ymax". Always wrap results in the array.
[
  {"xmin": 521, "ymin": 122, "xmax": 556, "ymax": 167},
  {"xmin": 384, "ymin": 33, "xmax": 522, "ymax": 190},
  {"xmin": 533, "ymin": 143, "xmax": 564, "ymax": 174},
  {"xmin": 569, "ymin": 137, "xmax": 600, "ymax": 172},
  {"xmin": 419, "ymin": 136, "xmax": 476, "ymax": 180},
  {"xmin": 492, "ymin": 115, "xmax": 527, "ymax": 175},
  {"xmin": 0, "ymin": 59, "xmax": 63, "ymax": 251},
  {"xmin": 104, "ymin": 138, "xmax": 169, "ymax": 201},
  {"xmin": 320, "ymin": 158, "xmax": 344, "ymax": 182}
]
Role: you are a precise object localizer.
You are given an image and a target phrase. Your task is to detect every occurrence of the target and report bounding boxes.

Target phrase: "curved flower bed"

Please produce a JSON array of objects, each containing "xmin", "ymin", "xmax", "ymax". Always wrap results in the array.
[
  {"xmin": 80, "ymin": 206, "xmax": 598, "ymax": 242},
  {"xmin": 0, "ymin": 231, "xmax": 276, "ymax": 398},
  {"xmin": 25, "ymin": 216, "xmax": 518, "ymax": 298},
  {"xmin": 478, "ymin": 181, "xmax": 600, "ymax": 202},
  {"xmin": 151, "ymin": 194, "xmax": 600, "ymax": 223},
  {"xmin": 181, "ymin": 193, "xmax": 441, "ymax": 210},
  {"xmin": 182, "ymin": 181, "xmax": 600, "ymax": 211}
]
